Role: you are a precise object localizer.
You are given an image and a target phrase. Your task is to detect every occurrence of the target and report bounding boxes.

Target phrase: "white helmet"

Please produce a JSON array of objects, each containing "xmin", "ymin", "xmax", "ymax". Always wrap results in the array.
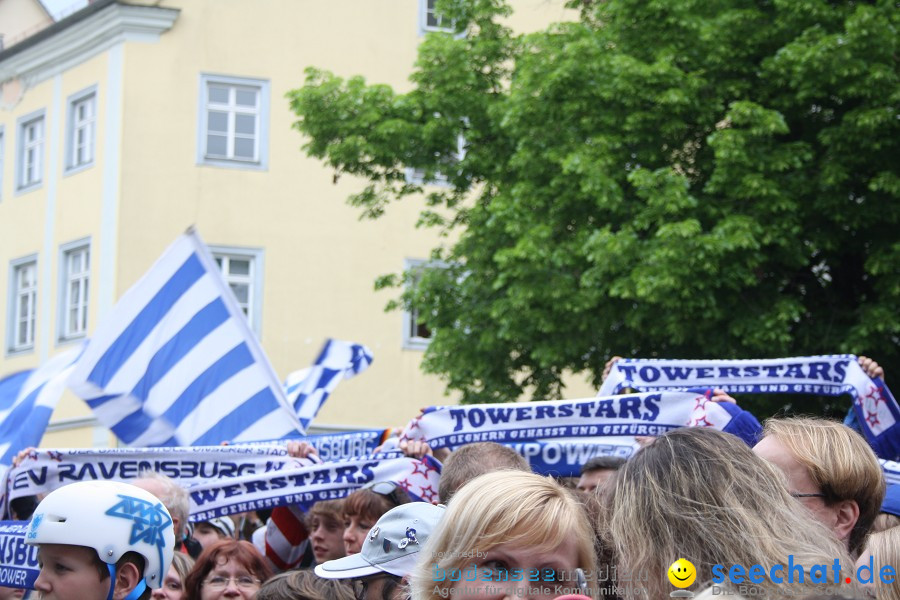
[{"xmin": 26, "ymin": 480, "xmax": 175, "ymax": 590}]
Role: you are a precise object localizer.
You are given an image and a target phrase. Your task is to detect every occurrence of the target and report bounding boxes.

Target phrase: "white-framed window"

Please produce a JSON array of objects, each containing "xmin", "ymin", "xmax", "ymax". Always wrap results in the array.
[
  {"xmin": 402, "ymin": 258, "xmax": 446, "ymax": 350},
  {"xmin": 58, "ymin": 239, "xmax": 90, "ymax": 342},
  {"xmin": 406, "ymin": 133, "xmax": 466, "ymax": 187},
  {"xmin": 7, "ymin": 255, "xmax": 38, "ymax": 354},
  {"xmin": 66, "ymin": 86, "xmax": 97, "ymax": 173},
  {"xmin": 17, "ymin": 109, "xmax": 45, "ymax": 192},
  {"xmin": 0, "ymin": 126, "xmax": 5, "ymax": 201},
  {"xmin": 197, "ymin": 74, "xmax": 270, "ymax": 170},
  {"xmin": 420, "ymin": 0, "xmax": 454, "ymax": 33},
  {"xmin": 210, "ymin": 245, "xmax": 264, "ymax": 335}
]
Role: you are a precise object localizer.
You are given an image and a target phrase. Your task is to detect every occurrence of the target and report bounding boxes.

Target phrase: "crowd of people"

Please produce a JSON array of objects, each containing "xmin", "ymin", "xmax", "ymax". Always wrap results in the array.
[{"xmin": 6, "ymin": 356, "xmax": 899, "ymax": 600}]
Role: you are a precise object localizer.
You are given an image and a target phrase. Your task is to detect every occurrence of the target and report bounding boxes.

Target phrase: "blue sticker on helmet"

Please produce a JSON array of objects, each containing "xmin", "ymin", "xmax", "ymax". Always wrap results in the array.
[
  {"xmin": 105, "ymin": 494, "xmax": 172, "ymax": 582},
  {"xmin": 27, "ymin": 513, "xmax": 43, "ymax": 539}
]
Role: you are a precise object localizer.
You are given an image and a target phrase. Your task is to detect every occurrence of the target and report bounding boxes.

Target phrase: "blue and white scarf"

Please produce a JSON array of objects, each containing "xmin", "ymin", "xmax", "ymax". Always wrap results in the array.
[
  {"xmin": 400, "ymin": 391, "xmax": 762, "ymax": 476},
  {"xmin": 187, "ymin": 451, "xmax": 440, "ymax": 520},
  {"xmin": 600, "ymin": 356, "xmax": 900, "ymax": 460},
  {"xmin": 882, "ymin": 460, "xmax": 900, "ymax": 486},
  {"xmin": 0, "ymin": 521, "xmax": 39, "ymax": 590},
  {"xmin": 230, "ymin": 429, "xmax": 389, "ymax": 461},
  {"xmin": 7, "ymin": 447, "xmax": 441, "ymax": 519}
]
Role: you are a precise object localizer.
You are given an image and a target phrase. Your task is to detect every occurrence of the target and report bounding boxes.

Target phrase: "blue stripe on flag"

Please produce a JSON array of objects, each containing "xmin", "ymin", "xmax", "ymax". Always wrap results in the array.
[
  {"xmin": 161, "ymin": 342, "xmax": 255, "ymax": 426},
  {"xmin": 315, "ymin": 368, "xmax": 340, "ymax": 388},
  {"xmin": 85, "ymin": 393, "xmax": 121, "ymax": 409},
  {"xmin": 130, "ymin": 298, "xmax": 230, "ymax": 401},
  {"xmin": 0, "ymin": 347, "xmax": 81, "ymax": 465},
  {"xmin": 192, "ymin": 387, "xmax": 282, "ymax": 446},
  {"xmin": 88, "ymin": 254, "xmax": 205, "ymax": 387},
  {"xmin": 0, "ymin": 407, "xmax": 55, "ymax": 465},
  {"xmin": 111, "ymin": 406, "xmax": 159, "ymax": 445},
  {"xmin": 0, "ymin": 372, "xmax": 29, "ymax": 412},
  {"xmin": 0, "ymin": 386, "xmax": 43, "ymax": 438}
]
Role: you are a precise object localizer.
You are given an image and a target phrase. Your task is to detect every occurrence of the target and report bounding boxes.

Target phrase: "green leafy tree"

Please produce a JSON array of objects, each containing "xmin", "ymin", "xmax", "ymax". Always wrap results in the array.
[{"xmin": 288, "ymin": 0, "xmax": 899, "ymax": 413}]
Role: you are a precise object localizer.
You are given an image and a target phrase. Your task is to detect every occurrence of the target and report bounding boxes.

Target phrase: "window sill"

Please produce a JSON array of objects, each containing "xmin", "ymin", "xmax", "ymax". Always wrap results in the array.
[
  {"xmin": 15, "ymin": 182, "xmax": 43, "ymax": 196},
  {"xmin": 5, "ymin": 345, "xmax": 34, "ymax": 358},
  {"xmin": 198, "ymin": 157, "xmax": 267, "ymax": 172},
  {"xmin": 64, "ymin": 161, "xmax": 95, "ymax": 177}
]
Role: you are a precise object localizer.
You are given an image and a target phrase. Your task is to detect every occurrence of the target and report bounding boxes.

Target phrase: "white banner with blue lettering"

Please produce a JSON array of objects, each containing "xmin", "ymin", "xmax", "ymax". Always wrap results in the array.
[
  {"xmin": 187, "ymin": 451, "xmax": 440, "ymax": 521},
  {"xmin": 229, "ymin": 429, "xmax": 389, "ymax": 461},
  {"xmin": 6, "ymin": 447, "xmax": 440, "ymax": 521},
  {"xmin": 399, "ymin": 391, "xmax": 762, "ymax": 475},
  {"xmin": 0, "ymin": 521, "xmax": 39, "ymax": 590},
  {"xmin": 599, "ymin": 356, "xmax": 900, "ymax": 460},
  {"xmin": 7, "ymin": 434, "xmax": 393, "ymax": 502},
  {"xmin": 883, "ymin": 460, "xmax": 900, "ymax": 485},
  {"xmin": 7, "ymin": 446, "xmax": 299, "ymax": 502}
]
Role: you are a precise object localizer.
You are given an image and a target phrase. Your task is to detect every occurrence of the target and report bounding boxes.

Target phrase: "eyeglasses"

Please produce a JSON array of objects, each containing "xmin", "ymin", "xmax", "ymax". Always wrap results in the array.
[
  {"xmin": 202, "ymin": 575, "xmax": 261, "ymax": 590},
  {"xmin": 363, "ymin": 481, "xmax": 406, "ymax": 506},
  {"xmin": 790, "ymin": 492, "xmax": 826, "ymax": 499}
]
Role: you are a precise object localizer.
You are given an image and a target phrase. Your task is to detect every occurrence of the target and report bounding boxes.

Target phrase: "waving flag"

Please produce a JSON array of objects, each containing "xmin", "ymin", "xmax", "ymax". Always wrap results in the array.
[
  {"xmin": 284, "ymin": 339, "xmax": 373, "ymax": 430},
  {"xmin": 67, "ymin": 229, "xmax": 304, "ymax": 446},
  {"xmin": 0, "ymin": 346, "xmax": 82, "ymax": 466}
]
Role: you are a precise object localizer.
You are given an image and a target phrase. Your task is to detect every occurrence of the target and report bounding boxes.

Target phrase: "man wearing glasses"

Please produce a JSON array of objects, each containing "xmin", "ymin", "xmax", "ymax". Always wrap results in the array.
[{"xmin": 753, "ymin": 416, "xmax": 885, "ymax": 558}]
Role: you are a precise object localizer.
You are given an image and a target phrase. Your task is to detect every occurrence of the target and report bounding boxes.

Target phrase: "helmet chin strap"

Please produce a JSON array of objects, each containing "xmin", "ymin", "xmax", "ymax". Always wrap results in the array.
[{"xmin": 106, "ymin": 563, "xmax": 148, "ymax": 600}]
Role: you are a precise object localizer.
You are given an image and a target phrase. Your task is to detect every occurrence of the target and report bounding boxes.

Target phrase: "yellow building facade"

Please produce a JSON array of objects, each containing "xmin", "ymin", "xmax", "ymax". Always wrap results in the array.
[{"xmin": 0, "ymin": 0, "xmax": 591, "ymax": 449}]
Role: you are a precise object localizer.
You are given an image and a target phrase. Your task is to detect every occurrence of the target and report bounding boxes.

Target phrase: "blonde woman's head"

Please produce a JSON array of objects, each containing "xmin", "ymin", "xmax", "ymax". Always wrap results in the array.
[{"xmin": 410, "ymin": 471, "xmax": 596, "ymax": 600}]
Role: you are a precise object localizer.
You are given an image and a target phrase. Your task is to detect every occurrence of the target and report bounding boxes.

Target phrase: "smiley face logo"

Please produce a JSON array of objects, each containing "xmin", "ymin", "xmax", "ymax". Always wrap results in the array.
[{"xmin": 667, "ymin": 558, "xmax": 696, "ymax": 588}]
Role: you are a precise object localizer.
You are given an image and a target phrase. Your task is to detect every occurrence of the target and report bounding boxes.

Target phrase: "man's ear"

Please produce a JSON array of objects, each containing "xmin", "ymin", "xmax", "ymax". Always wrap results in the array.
[
  {"xmin": 832, "ymin": 499, "xmax": 860, "ymax": 545},
  {"xmin": 112, "ymin": 561, "xmax": 142, "ymax": 600}
]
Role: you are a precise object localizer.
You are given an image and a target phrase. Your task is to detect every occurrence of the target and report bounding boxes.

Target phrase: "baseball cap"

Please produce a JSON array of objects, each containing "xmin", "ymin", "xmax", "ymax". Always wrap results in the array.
[
  {"xmin": 203, "ymin": 516, "xmax": 236, "ymax": 538},
  {"xmin": 315, "ymin": 502, "xmax": 445, "ymax": 579}
]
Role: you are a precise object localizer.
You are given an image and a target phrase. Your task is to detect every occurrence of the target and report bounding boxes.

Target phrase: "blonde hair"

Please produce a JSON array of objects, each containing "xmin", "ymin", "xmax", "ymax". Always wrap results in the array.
[
  {"xmin": 410, "ymin": 471, "xmax": 596, "ymax": 600},
  {"xmin": 763, "ymin": 417, "xmax": 886, "ymax": 554},
  {"xmin": 169, "ymin": 552, "xmax": 194, "ymax": 589},
  {"xmin": 605, "ymin": 428, "xmax": 855, "ymax": 599},
  {"xmin": 871, "ymin": 513, "xmax": 900, "ymax": 534},
  {"xmin": 863, "ymin": 527, "xmax": 900, "ymax": 600}
]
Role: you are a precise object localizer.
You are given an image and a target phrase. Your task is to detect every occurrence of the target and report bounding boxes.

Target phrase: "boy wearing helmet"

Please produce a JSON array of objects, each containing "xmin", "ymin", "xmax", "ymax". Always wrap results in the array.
[{"xmin": 26, "ymin": 480, "xmax": 175, "ymax": 600}]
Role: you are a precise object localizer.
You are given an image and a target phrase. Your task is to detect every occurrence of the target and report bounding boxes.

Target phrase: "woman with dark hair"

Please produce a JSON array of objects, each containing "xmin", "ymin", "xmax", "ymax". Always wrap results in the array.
[
  {"xmin": 342, "ymin": 481, "xmax": 411, "ymax": 554},
  {"xmin": 184, "ymin": 539, "xmax": 273, "ymax": 600}
]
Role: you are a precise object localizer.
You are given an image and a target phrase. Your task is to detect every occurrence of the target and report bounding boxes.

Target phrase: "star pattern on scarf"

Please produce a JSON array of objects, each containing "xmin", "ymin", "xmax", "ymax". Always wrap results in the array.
[
  {"xmin": 418, "ymin": 484, "xmax": 438, "ymax": 504},
  {"xmin": 422, "ymin": 457, "xmax": 440, "ymax": 476},
  {"xmin": 866, "ymin": 411, "xmax": 881, "ymax": 427},
  {"xmin": 401, "ymin": 415, "xmax": 424, "ymax": 441},
  {"xmin": 865, "ymin": 384, "xmax": 887, "ymax": 407},
  {"xmin": 688, "ymin": 415, "xmax": 714, "ymax": 428}
]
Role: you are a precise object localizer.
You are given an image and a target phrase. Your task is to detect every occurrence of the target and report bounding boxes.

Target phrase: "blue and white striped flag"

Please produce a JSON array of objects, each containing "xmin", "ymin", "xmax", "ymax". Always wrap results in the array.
[
  {"xmin": 0, "ymin": 346, "xmax": 82, "ymax": 466},
  {"xmin": 284, "ymin": 339, "xmax": 373, "ymax": 431},
  {"xmin": 67, "ymin": 229, "xmax": 305, "ymax": 446}
]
